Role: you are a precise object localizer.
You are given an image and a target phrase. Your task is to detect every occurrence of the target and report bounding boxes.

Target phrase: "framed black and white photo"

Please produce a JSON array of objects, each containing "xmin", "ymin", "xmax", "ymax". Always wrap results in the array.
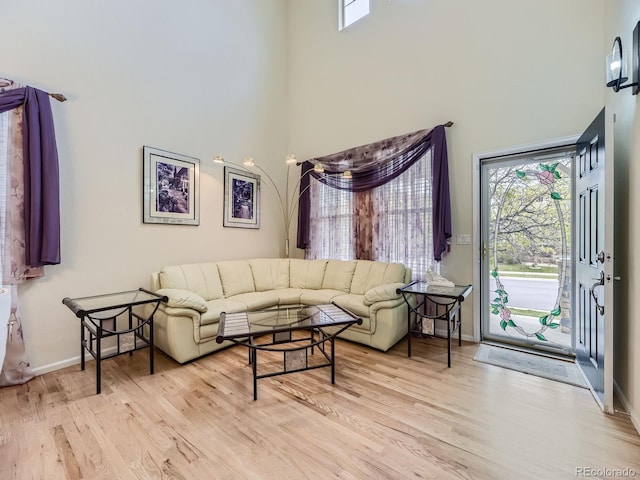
[
  {"xmin": 143, "ymin": 146, "xmax": 200, "ymax": 225},
  {"xmin": 223, "ymin": 167, "xmax": 260, "ymax": 229}
]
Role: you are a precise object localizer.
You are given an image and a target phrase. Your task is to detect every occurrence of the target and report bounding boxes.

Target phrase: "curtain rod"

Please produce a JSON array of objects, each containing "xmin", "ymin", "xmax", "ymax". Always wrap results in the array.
[
  {"xmin": 0, "ymin": 77, "xmax": 67, "ymax": 102},
  {"xmin": 295, "ymin": 122, "xmax": 455, "ymax": 166}
]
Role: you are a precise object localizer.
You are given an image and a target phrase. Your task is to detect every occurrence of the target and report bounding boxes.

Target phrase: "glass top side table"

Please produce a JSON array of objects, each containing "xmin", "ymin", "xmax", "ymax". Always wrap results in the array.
[
  {"xmin": 62, "ymin": 288, "xmax": 167, "ymax": 394},
  {"xmin": 396, "ymin": 281, "xmax": 472, "ymax": 367}
]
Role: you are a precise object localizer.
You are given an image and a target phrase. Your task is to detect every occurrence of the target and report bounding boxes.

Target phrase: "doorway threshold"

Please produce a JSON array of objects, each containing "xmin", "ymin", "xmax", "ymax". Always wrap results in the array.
[
  {"xmin": 481, "ymin": 340, "xmax": 574, "ymax": 362},
  {"xmin": 474, "ymin": 343, "xmax": 587, "ymax": 388}
]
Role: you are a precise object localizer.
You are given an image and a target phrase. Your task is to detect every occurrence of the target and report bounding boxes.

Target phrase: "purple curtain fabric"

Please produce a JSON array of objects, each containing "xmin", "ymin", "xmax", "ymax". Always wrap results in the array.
[
  {"xmin": 430, "ymin": 126, "xmax": 452, "ymax": 261},
  {"xmin": 296, "ymin": 161, "xmax": 314, "ymax": 249},
  {"xmin": 0, "ymin": 87, "xmax": 61, "ymax": 267},
  {"xmin": 297, "ymin": 125, "xmax": 452, "ymax": 261}
]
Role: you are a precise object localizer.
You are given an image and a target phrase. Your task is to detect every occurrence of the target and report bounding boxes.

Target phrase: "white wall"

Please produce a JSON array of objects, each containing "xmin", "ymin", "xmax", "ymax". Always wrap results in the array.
[
  {"xmin": 606, "ymin": 0, "xmax": 640, "ymax": 433},
  {"xmin": 1, "ymin": 0, "xmax": 289, "ymax": 372},
  {"xmin": 287, "ymin": 0, "xmax": 605, "ymax": 339}
]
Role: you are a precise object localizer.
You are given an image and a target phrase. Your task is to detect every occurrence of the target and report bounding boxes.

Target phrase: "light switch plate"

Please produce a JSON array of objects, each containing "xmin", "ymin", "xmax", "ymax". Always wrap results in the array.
[{"xmin": 456, "ymin": 234, "xmax": 471, "ymax": 245}]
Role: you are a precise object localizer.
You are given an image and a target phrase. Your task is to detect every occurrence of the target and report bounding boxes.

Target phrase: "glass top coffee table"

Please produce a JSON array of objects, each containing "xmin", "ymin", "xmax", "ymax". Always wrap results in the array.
[{"xmin": 216, "ymin": 303, "xmax": 362, "ymax": 400}]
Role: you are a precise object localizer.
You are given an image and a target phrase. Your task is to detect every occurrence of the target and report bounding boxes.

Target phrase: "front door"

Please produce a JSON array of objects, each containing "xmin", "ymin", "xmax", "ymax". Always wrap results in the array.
[
  {"xmin": 480, "ymin": 146, "xmax": 575, "ymax": 355},
  {"xmin": 574, "ymin": 108, "xmax": 614, "ymax": 413}
]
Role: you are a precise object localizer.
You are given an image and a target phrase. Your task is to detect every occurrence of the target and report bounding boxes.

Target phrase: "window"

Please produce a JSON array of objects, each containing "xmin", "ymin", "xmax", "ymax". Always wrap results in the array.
[
  {"xmin": 308, "ymin": 181, "xmax": 354, "ymax": 260},
  {"xmin": 0, "ymin": 112, "xmax": 6, "ymax": 283},
  {"xmin": 371, "ymin": 152, "xmax": 434, "ymax": 278},
  {"xmin": 307, "ymin": 151, "xmax": 435, "ymax": 279},
  {"xmin": 339, "ymin": 0, "xmax": 370, "ymax": 31}
]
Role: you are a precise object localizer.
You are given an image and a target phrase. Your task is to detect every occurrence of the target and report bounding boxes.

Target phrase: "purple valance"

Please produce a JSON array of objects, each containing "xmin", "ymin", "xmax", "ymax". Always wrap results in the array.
[
  {"xmin": 0, "ymin": 87, "xmax": 61, "ymax": 267},
  {"xmin": 297, "ymin": 124, "xmax": 451, "ymax": 261}
]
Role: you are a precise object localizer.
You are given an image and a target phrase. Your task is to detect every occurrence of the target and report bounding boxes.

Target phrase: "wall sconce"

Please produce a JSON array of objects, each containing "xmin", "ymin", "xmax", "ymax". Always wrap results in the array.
[{"xmin": 606, "ymin": 21, "xmax": 640, "ymax": 94}]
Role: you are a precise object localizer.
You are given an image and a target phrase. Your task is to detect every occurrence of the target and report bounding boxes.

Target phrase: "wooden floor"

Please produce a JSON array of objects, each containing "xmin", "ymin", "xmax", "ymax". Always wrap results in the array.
[{"xmin": 1, "ymin": 337, "xmax": 639, "ymax": 480}]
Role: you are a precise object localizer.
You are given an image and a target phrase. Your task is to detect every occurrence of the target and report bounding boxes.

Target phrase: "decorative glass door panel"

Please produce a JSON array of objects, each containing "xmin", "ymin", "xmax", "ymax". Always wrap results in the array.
[{"xmin": 481, "ymin": 148, "xmax": 575, "ymax": 354}]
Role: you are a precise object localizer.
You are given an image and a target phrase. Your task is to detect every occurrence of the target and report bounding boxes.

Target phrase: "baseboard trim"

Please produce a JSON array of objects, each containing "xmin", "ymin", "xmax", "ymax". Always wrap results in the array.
[
  {"xmin": 32, "ymin": 335, "xmax": 478, "ymax": 377},
  {"xmin": 31, "ymin": 346, "xmax": 119, "ymax": 377},
  {"xmin": 433, "ymin": 327, "xmax": 474, "ymax": 343},
  {"xmin": 32, "ymin": 355, "xmax": 81, "ymax": 376},
  {"xmin": 614, "ymin": 379, "xmax": 640, "ymax": 435}
]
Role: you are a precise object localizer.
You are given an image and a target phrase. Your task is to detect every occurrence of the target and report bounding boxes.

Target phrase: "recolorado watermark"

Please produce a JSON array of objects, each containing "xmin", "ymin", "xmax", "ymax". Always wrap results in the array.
[{"xmin": 576, "ymin": 467, "xmax": 637, "ymax": 477}]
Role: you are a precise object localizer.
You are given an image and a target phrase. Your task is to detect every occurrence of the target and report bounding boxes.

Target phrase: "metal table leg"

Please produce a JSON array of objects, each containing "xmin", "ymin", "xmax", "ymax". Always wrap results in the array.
[
  {"xmin": 80, "ymin": 322, "xmax": 86, "ymax": 371},
  {"xmin": 407, "ymin": 305, "xmax": 412, "ymax": 357},
  {"xmin": 96, "ymin": 325, "xmax": 102, "ymax": 394},
  {"xmin": 447, "ymin": 310, "xmax": 451, "ymax": 368}
]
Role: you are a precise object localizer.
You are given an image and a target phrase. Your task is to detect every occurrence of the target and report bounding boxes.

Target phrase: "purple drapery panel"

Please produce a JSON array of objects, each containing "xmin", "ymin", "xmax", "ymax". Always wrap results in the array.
[
  {"xmin": 296, "ymin": 161, "xmax": 314, "ymax": 251},
  {"xmin": 430, "ymin": 126, "xmax": 452, "ymax": 261},
  {"xmin": 0, "ymin": 87, "xmax": 61, "ymax": 267},
  {"xmin": 297, "ymin": 125, "xmax": 451, "ymax": 261}
]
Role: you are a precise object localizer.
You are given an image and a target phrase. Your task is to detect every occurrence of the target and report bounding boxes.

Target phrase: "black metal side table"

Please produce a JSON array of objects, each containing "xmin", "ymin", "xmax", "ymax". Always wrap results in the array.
[
  {"xmin": 396, "ymin": 281, "xmax": 472, "ymax": 367},
  {"xmin": 62, "ymin": 288, "xmax": 167, "ymax": 394}
]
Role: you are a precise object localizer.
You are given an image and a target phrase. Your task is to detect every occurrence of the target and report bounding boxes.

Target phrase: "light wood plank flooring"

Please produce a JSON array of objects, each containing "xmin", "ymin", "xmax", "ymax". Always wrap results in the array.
[{"xmin": 1, "ymin": 337, "xmax": 639, "ymax": 479}]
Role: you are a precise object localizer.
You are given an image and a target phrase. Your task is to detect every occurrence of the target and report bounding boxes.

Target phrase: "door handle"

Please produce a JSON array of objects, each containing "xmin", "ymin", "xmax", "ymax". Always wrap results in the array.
[{"xmin": 590, "ymin": 270, "xmax": 605, "ymax": 315}]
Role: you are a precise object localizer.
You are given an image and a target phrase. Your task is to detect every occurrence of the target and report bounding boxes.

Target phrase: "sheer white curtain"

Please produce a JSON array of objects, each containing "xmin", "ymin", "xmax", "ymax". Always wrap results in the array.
[
  {"xmin": 306, "ymin": 151, "xmax": 436, "ymax": 279},
  {"xmin": 307, "ymin": 178, "xmax": 354, "ymax": 260},
  {"xmin": 372, "ymin": 149, "xmax": 434, "ymax": 278}
]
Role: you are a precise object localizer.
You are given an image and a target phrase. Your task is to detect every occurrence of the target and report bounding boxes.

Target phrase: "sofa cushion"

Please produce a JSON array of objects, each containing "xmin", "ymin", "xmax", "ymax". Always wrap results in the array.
[
  {"xmin": 290, "ymin": 259, "xmax": 328, "ymax": 289},
  {"xmin": 249, "ymin": 258, "xmax": 290, "ymax": 291},
  {"xmin": 321, "ymin": 260, "xmax": 357, "ymax": 292},
  {"xmin": 350, "ymin": 261, "xmax": 407, "ymax": 295},
  {"xmin": 363, "ymin": 282, "xmax": 405, "ymax": 306},
  {"xmin": 299, "ymin": 289, "xmax": 344, "ymax": 305},
  {"xmin": 275, "ymin": 288, "xmax": 304, "ymax": 306},
  {"xmin": 331, "ymin": 293, "xmax": 370, "ymax": 318},
  {"xmin": 230, "ymin": 291, "xmax": 281, "ymax": 311},
  {"xmin": 200, "ymin": 298, "xmax": 248, "ymax": 326},
  {"xmin": 156, "ymin": 288, "xmax": 208, "ymax": 313},
  {"xmin": 159, "ymin": 263, "xmax": 224, "ymax": 301},
  {"xmin": 331, "ymin": 294, "xmax": 371, "ymax": 331},
  {"xmin": 217, "ymin": 260, "xmax": 256, "ymax": 297}
]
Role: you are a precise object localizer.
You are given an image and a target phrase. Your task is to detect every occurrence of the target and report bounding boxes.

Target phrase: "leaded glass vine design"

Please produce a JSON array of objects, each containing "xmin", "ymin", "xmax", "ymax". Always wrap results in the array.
[{"xmin": 481, "ymin": 148, "xmax": 575, "ymax": 353}]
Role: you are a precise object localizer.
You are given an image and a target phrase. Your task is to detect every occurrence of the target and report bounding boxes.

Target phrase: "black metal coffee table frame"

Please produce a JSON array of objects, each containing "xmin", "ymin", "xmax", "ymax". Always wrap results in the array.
[{"xmin": 216, "ymin": 303, "xmax": 362, "ymax": 400}]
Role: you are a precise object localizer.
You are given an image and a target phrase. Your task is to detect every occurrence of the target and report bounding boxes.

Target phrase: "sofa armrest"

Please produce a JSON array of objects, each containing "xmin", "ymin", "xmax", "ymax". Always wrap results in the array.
[
  {"xmin": 156, "ymin": 288, "xmax": 208, "ymax": 313},
  {"xmin": 363, "ymin": 282, "xmax": 405, "ymax": 306}
]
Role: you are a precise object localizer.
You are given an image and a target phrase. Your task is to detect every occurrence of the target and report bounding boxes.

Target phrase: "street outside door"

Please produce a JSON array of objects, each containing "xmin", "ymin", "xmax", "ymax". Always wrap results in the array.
[{"xmin": 574, "ymin": 108, "xmax": 614, "ymax": 413}]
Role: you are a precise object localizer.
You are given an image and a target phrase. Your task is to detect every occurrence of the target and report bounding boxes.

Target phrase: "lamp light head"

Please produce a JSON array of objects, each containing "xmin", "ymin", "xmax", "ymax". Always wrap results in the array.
[
  {"xmin": 213, "ymin": 155, "xmax": 225, "ymax": 164},
  {"xmin": 243, "ymin": 157, "xmax": 255, "ymax": 166},
  {"xmin": 286, "ymin": 154, "xmax": 297, "ymax": 165},
  {"xmin": 343, "ymin": 170, "xmax": 353, "ymax": 179},
  {"xmin": 313, "ymin": 163, "xmax": 325, "ymax": 173}
]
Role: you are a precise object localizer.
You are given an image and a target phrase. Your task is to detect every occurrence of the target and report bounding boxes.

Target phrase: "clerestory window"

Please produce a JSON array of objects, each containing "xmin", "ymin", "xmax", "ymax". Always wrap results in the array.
[{"xmin": 339, "ymin": 0, "xmax": 370, "ymax": 31}]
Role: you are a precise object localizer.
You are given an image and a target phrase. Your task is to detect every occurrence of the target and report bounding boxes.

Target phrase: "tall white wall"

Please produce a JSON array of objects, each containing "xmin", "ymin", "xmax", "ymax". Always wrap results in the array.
[
  {"xmin": 606, "ymin": 0, "xmax": 640, "ymax": 433},
  {"xmin": 1, "ymin": 0, "xmax": 289, "ymax": 372},
  {"xmin": 287, "ymin": 0, "xmax": 605, "ymax": 338}
]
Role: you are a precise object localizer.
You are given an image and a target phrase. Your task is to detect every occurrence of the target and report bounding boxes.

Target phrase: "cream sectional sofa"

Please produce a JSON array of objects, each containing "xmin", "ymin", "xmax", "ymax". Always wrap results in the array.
[{"xmin": 147, "ymin": 258, "xmax": 412, "ymax": 363}]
